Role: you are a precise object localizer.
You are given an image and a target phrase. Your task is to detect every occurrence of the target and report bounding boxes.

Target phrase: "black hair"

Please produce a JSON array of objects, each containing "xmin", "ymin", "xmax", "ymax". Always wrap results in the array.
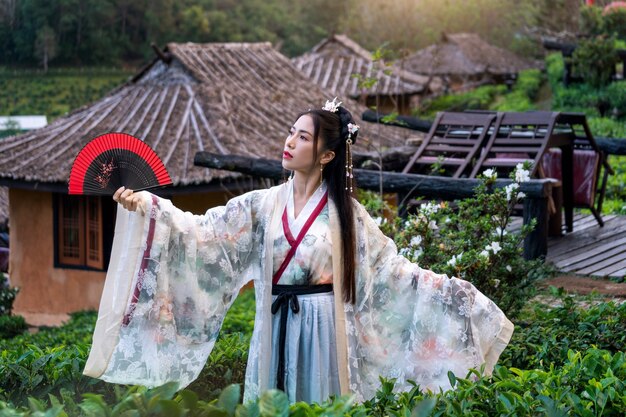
[{"xmin": 297, "ymin": 106, "xmax": 359, "ymax": 304}]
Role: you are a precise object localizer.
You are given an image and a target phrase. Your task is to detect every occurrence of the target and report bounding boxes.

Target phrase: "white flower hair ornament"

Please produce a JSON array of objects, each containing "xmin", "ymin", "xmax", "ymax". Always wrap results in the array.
[
  {"xmin": 322, "ymin": 97, "xmax": 342, "ymax": 113},
  {"xmin": 347, "ymin": 122, "xmax": 360, "ymax": 138}
]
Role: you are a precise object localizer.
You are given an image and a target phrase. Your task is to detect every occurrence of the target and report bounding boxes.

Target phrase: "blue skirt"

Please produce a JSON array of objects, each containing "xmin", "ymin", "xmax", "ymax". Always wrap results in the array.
[{"xmin": 269, "ymin": 285, "xmax": 340, "ymax": 403}]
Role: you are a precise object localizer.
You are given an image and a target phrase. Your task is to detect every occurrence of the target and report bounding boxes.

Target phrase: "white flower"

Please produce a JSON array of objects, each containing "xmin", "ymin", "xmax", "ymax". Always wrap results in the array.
[
  {"xmin": 322, "ymin": 97, "xmax": 342, "ymax": 113},
  {"xmin": 493, "ymin": 227, "xmax": 507, "ymax": 237},
  {"xmin": 410, "ymin": 235, "xmax": 422, "ymax": 247},
  {"xmin": 493, "ymin": 279, "xmax": 501, "ymax": 288},
  {"xmin": 445, "ymin": 217, "xmax": 451, "ymax": 223},
  {"xmin": 482, "ymin": 168, "xmax": 496, "ymax": 179},
  {"xmin": 347, "ymin": 123, "xmax": 360, "ymax": 135},
  {"xmin": 374, "ymin": 216, "xmax": 383, "ymax": 226},
  {"xmin": 479, "ymin": 250, "xmax": 490, "ymax": 259},
  {"xmin": 505, "ymin": 183, "xmax": 519, "ymax": 201},
  {"xmin": 505, "ymin": 265, "xmax": 512, "ymax": 272},
  {"xmin": 517, "ymin": 191, "xmax": 526, "ymax": 200},
  {"xmin": 428, "ymin": 220, "xmax": 438, "ymax": 230},
  {"xmin": 419, "ymin": 202, "xmax": 439, "ymax": 216},
  {"xmin": 447, "ymin": 253, "xmax": 462, "ymax": 267},
  {"xmin": 514, "ymin": 163, "xmax": 531, "ymax": 183},
  {"xmin": 486, "ymin": 241, "xmax": 502, "ymax": 254},
  {"xmin": 399, "ymin": 247, "xmax": 411, "ymax": 257}
]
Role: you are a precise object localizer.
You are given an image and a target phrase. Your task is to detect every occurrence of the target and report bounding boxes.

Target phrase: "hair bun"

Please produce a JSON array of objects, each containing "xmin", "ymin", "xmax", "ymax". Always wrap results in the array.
[{"xmin": 337, "ymin": 107, "xmax": 358, "ymax": 145}]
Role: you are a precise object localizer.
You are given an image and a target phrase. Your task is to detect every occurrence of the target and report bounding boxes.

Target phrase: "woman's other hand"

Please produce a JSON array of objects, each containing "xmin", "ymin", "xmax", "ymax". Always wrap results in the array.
[{"xmin": 113, "ymin": 187, "xmax": 146, "ymax": 215}]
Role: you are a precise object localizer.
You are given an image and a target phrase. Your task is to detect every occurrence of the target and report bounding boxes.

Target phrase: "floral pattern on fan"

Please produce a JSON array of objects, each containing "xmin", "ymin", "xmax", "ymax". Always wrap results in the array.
[{"xmin": 68, "ymin": 132, "xmax": 172, "ymax": 196}]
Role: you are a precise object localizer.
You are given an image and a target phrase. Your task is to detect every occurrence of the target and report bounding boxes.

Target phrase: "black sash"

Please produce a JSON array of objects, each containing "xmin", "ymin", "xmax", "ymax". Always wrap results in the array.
[{"xmin": 271, "ymin": 284, "xmax": 333, "ymax": 392}]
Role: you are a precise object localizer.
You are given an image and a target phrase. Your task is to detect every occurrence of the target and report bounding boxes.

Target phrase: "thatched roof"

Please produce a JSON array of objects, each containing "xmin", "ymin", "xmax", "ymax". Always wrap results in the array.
[
  {"xmin": 0, "ymin": 42, "xmax": 415, "ymax": 189},
  {"xmin": 292, "ymin": 34, "xmax": 428, "ymax": 97},
  {"xmin": 0, "ymin": 187, "xmax": 7, "ymax": 225},
  {"xmin": 403, "ymin": 33, "xmax": 536, "ymax": 76}
]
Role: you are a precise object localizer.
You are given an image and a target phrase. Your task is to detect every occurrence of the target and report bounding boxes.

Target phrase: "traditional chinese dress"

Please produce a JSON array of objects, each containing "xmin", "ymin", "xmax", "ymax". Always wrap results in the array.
[{"xmin": 84, "ymin": 180, "xmax": 514, "ymax": 404}]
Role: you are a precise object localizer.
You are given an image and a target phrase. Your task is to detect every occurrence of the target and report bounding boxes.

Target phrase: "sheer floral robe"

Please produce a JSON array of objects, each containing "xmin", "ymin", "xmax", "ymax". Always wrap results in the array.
[{"xmin": 84, "ymin": 181, "xmax": 514, "ymax": 403}]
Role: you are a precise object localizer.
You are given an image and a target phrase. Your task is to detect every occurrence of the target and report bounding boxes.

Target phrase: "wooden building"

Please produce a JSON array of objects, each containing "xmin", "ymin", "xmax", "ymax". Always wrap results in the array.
[
  {"xmin": 402, "ymin": 33, "xmax": 537, "ymax": 93},
  {"xmin": 0, "ymin": 42, "xmax": 413, "ymax": 322},
  {"xmin": 292, "ymin": 34, "xmax": 436, "ymax": 114}
]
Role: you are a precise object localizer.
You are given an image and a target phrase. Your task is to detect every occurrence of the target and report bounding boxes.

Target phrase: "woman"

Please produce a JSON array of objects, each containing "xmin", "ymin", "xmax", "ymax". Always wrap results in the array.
[{"xmin": 84, "ymin": 99, "xmax": 513, "ymax": 404}]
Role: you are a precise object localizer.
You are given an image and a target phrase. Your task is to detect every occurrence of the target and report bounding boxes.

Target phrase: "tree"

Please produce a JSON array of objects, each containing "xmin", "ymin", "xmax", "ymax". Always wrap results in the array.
[{"xmin": 34, "ymin": 24, "xmax": 57, "ymax": 72}]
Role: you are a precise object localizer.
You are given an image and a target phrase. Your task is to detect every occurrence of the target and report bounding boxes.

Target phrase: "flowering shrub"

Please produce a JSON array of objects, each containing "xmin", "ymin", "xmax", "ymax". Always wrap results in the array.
[{"xmin": 362, "ymin": 163, "xmax": 548, "ymax": 316}]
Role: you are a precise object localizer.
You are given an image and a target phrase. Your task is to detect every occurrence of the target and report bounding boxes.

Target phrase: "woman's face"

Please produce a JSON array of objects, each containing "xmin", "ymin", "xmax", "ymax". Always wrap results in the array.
[{"xmin": 282, "ymin": 115, "xmax": 320, "ymax": 173}]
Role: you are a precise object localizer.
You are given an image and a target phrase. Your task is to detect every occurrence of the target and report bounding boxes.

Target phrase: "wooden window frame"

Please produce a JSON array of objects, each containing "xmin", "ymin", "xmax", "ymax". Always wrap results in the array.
[{"xmin": 55, "ymin": 195, "xmax": 104, "ymax": 270}]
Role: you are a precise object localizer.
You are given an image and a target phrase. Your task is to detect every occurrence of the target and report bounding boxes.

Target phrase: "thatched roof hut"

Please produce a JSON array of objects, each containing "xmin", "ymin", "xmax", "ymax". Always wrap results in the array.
[
  {"xmin": 402, "ymin": 33, "xmax": 536, "ymax": 91},
  {"xmin": 0, "ymin": 42, "xmax": 413, "ymax": 191},
  {"xmin": 292, "ymin": 35, "xmax": 432, "ymax": 114}
]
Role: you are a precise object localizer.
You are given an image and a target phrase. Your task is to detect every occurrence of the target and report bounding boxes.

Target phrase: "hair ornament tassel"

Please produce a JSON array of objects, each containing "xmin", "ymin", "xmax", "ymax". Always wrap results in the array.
[{"xmin": 345, "ymin": 123, "xmax": 359, "ymax": 193}]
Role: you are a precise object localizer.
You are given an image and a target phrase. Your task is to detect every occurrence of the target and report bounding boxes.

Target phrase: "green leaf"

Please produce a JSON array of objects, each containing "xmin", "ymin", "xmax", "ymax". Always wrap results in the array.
[
  {"xmin": 148, "ymin": 382, "xmax": 179, "ymax": 401},
  {"xmin": 258, "ymin": 390, "xmax": 288, "ymax": 417},
  {"xmin": 28, "ymin": 397, "xmax": 46, "ymax": 412},
  {"xmin": 217, "ymin": 385, "xmax": 241, "ymax": 415},
  {"xmin": 410, "ymin": 397, "xmax": 436, "ymax": 417},
  {"xmin": 236, "ymin": 401, "xmax": 260, "ymax": 417},
  {"xmin": 177, "ymin": 390, "xmax": 198, "ymax": 410},
  {"xmin": 79, "ymin": 393, "xmax": 110, "ymax": 417},
  {"xmin": 538, "ymin": 395, "xmax": 569, "ymax": 417},
  {"xmin": 446, "ymin": 371, "xmax": 457, "ymax": 388},
  {"xmin": 7, "ymin": 364, "xmax": 30, "ymax": 382},
  {"xmin": 154, "ymin": 400, "xmax": 183, "ymax": 417}
]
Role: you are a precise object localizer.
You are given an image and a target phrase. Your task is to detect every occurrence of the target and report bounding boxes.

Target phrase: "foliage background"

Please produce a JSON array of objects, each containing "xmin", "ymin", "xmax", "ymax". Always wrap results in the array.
[{"xmin": 0, "ymin": 0, "xmax": 588, "ymax": 67}]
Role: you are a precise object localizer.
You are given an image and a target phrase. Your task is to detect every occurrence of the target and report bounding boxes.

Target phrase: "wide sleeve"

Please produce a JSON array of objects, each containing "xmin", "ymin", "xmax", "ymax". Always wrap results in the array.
[
  {"xmin": 345, "ymin": 202, "xmax": 514, "ymax": 398},
  {"xmin": 84, "ymin": 189, "xmax": 269, "ymax": 389}
]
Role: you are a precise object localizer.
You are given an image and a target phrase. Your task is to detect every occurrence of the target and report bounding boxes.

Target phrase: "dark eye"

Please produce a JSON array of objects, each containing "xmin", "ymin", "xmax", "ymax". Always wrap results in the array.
[{"xmin": 300, "ymin": 135, "xmax": 308, "ymax": 141}]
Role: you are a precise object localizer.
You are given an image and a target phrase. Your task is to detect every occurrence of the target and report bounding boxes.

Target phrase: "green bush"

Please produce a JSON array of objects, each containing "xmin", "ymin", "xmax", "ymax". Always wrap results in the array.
[
  {"xmin": 605, "ymin": 82, "xmax": 626, "ymax": 118},
  {"xmin": 513, "ymin": 69, "xmax": 543, "ymax": 100},
  {"xmin": 0, "ymin": 315, "xmax": 27, "ymax": 340},
  {"xmin": 604, "ymin": 6, "xmax": 626, "ymax": 40},
  {"xmin": 417, "ymin": 85, "xmax": 506, "ymax": 119},
  {"xmin": 0, "ymin": 311, "xmax": 96, "ymax": 352},
  {"xmin": 500, "ymin": 289, "xmax": 626, "ymax": 370},
  {"xmin": 570, "ymin": 35, "xmax": 619, "ymax": 89},
  {"xmin": 362, "ymin": 165, "xmax": 548, "ymax": 316},
  {"xmin": 0, "ymin": 284, "xmax": 19, "ymax": 316},
  {"xmin": 0, "ymin": 343, "xmax": 107, "ymax": 406},
  {"xmin": 546, "ymin": 52, "xmax": 565, "ymax": 88},
  {"xmin": 1, "ymin": 347, "xmax": 625, "ymax": 416},
  {"xmin": 0, "ymin": 290, "xmax": 256, "ymax": 406}
]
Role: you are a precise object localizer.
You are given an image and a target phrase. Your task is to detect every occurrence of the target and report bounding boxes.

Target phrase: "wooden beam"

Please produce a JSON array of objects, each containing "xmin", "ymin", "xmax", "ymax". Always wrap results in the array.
[
  {"xmin": 595, "ymin": 137, "xmax": 626, "ymax": 156},
  {"xmin": 194, "ymin": 152, "xmax": 553, "ymax": 259},
  {"xmin": 194, "ymin": 152, "xmax": 549, "ymax": 198}
]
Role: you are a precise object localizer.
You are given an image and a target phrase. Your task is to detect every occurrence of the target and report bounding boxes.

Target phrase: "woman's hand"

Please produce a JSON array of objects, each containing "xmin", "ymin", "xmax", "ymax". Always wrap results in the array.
[{"xmin": 113, "ymin": 187, "xmax": 145, "ymax": 214}]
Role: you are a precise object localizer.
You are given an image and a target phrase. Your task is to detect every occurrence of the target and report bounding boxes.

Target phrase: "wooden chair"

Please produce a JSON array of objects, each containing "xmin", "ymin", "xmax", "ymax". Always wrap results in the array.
[
  {"xmin": 402, "ymin": 112, "xmax": 497, "ymax": 177},
  {"xmin": 539, "ymin": 113, "xmax": 613, "ymax": 227},
  {"xmin": 469, "ymin": 111, "xmax": 561, "ymax": 178},
  {"xmin": 470, "ymin": 111, "xmax": 612, "ymax": 228}
]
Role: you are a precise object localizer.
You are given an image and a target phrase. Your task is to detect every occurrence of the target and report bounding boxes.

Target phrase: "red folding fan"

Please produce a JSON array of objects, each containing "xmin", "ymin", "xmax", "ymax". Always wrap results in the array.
[{"xmin": 68, "ymin": 132, "xmax": 172, "ymax": 195}]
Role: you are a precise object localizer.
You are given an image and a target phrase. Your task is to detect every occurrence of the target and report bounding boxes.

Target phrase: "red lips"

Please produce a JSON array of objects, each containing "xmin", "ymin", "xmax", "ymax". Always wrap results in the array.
[{"xmin": 283, "ymin": 151, "xmax": 293, "ymax": 159}]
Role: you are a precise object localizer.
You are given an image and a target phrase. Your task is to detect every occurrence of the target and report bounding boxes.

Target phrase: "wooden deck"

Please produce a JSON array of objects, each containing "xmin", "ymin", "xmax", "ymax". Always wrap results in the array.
[{"xmin": 510, "ymin": 213, "xmax": 626, "ymax": 277}]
